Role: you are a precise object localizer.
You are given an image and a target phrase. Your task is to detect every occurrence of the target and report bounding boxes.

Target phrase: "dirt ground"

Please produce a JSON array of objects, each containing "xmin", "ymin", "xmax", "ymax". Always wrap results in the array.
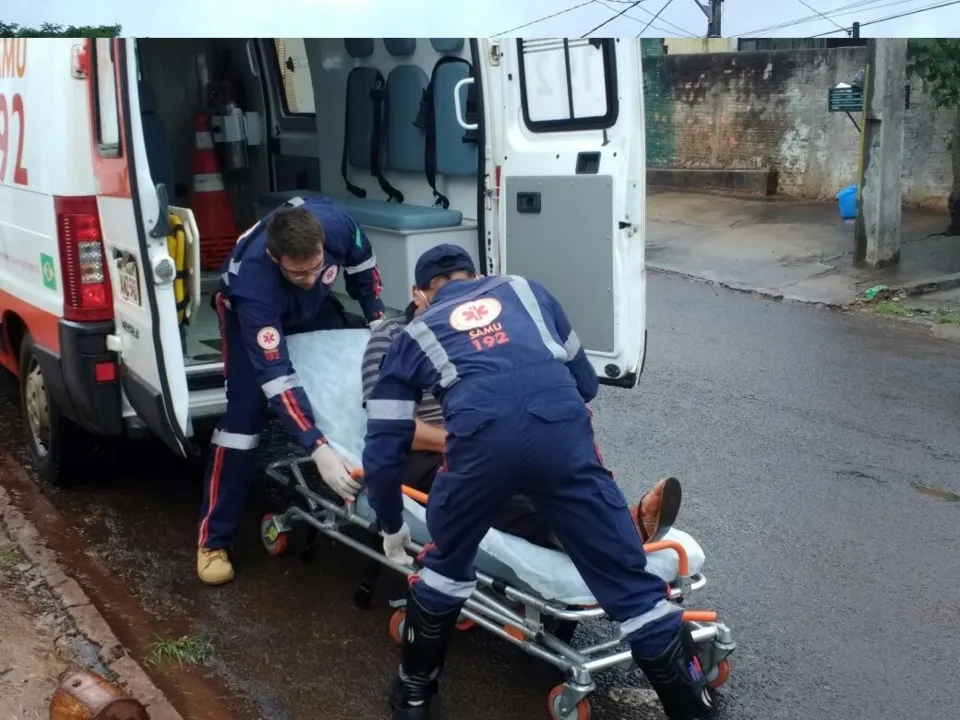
[{"xmin": 0, "ymin": 532, "xmax": 82, "ymax": 720}]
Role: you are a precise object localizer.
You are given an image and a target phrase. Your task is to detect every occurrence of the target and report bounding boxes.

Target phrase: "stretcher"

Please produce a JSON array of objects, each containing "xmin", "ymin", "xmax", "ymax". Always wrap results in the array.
[{"xmin": 262, "ymin": 329, "xmax": 737, "ymax": 720}]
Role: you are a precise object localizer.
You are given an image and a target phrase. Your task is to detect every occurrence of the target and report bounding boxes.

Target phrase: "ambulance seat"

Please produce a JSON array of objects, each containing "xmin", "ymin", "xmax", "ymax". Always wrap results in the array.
[{"xmin": 138, "ymin": 81, "xmax": 176, "ymax": 199}]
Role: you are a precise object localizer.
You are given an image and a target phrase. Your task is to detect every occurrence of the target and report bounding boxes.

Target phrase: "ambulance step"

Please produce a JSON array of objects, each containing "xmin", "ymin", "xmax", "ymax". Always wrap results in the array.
[{"xmin": 186, "ymin": 363, "xmax": 225, "ymax": 392}]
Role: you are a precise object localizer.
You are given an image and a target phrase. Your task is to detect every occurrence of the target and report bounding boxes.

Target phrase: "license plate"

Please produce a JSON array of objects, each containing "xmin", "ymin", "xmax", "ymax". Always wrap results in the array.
[{"xmin": 118, "ymin": 259, "xmax": 141, "ymax": 306}]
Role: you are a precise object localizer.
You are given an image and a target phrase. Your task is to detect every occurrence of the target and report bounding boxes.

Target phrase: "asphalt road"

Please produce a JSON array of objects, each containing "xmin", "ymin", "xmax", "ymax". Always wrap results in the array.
[{"xmin": 1, "ymin": 272, "xmax": 959, "ymax": 720}]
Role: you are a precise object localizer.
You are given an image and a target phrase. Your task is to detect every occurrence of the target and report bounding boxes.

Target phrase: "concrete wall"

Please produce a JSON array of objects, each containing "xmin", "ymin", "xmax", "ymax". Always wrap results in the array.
[{"xmin": 641, "ymin": 44, "xmax": 956, "ymax": 208}]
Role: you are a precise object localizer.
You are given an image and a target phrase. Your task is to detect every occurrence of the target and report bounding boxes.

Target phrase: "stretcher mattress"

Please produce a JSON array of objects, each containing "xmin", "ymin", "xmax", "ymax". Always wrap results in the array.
[{"xmin": 287, "ymin": 329, "xmax": 707, "ymax": 606}]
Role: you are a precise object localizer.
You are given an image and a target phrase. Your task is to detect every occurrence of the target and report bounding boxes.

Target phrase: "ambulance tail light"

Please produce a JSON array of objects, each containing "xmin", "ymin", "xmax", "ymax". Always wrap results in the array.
[{"xmin": 55, "ymin": 196, "xmax": 114, "ymax": 323}]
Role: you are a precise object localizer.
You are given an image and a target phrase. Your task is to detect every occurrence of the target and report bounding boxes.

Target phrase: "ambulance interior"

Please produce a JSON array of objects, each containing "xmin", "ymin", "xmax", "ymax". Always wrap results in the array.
[{"xmin": 132, "ymin": 38, "xmax": 483, "ymax": 372}]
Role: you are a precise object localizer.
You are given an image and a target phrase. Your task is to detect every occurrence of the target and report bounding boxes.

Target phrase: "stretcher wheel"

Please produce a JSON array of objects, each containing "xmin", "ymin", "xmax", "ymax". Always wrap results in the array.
[
  {"xmin": 708, "ymin": 658, "xmax": 731, "ymax": 689},
  {"xmin": 547, "ymin": 685, "xmax": 591, "ymax": 720},
  {"xmin": 389, "ymin": 610, "xmax": 407, "ymax": 646},
  {"xmin": 260, "ymin": 514, "xmax": 290, "ymax": 557}
]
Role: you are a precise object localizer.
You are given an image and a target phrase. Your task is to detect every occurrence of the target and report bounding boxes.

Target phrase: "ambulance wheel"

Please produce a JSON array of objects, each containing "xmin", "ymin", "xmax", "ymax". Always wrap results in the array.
[
  {"xmin": 18, "ymin": 333, "xmax": 83, "ymax": 487},
  {"xmin": 707, "ymin": 658, "xmax": 731, "ymax": 690},
  {"xmin": 260, "ymin": 514, "xmax": 290, "ymax": 557},
  {"xmin": 547, "ymin": 685, "xmax": 592, "ymax": 720},
  {"xmin": 389, "ymin": 610, "xmax": 406, "ymax": 645}
]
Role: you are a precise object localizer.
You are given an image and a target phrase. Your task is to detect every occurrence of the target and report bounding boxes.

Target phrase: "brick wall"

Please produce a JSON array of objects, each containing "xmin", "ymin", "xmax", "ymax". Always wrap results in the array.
[{"xmin": 642, "ymin": 45, "xmax": 955, "ymax": 208}]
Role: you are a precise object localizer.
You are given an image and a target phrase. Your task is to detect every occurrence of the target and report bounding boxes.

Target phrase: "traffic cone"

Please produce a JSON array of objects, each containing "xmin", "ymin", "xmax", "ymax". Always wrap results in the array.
[{"xmin": 190, "ymin": 114, "xmax": 239, "ymax": 271}]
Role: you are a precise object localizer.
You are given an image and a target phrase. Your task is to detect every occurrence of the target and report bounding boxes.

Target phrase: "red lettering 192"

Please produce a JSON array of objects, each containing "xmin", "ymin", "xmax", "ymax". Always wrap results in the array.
[{"xmin": 0, "ymin": 92, "xmax": 28, "ymax": 186}]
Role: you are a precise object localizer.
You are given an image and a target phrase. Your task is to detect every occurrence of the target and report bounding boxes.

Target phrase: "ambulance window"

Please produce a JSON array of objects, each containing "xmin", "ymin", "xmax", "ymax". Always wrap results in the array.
[
  {"xmin": 272, "ymin": 39, "xmax": 316, "ymax": 115},
  {"xmin": 517, "ymin": 38, "xmax": 618, "ymax": 133},
  {"xmin": 91, "ymin": 39, "xmax": 121, "ymax": 157}
]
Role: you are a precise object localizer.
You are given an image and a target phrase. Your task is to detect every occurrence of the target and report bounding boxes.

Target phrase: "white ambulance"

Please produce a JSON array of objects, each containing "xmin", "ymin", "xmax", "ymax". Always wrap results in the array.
[{"xmin": 0, "ymin": 37, "xmax": 648, "ymax": 485}]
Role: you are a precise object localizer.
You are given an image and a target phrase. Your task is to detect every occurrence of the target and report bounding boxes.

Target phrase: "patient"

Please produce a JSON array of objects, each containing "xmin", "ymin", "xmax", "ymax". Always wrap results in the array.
[{"xmin": 360, "ymin": 289, "xmax": 683, "ymax": 551}]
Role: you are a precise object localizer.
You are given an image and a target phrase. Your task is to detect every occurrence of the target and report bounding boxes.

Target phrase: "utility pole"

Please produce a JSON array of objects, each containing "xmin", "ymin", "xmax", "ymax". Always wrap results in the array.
[
  {"xmin": 694, "ymin": 0, "xmax": 723, "ymax": 37},
  {"xmin": 851, "ymin": 21, "xmax": 860, "ymax": 39},
  {"xmin": 854, "ymin": 38, "xmax": 908, "ymax": 268}
]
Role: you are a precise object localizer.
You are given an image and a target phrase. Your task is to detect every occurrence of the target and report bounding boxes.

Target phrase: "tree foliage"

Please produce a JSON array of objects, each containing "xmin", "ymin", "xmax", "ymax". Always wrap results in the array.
[
  {"xmin": 907, "ymin": 38, "xmax": 960, "ymax": 109},
  {"xmin": 0, "ymin": 22, "xmax": 122, "ymax": 38}
]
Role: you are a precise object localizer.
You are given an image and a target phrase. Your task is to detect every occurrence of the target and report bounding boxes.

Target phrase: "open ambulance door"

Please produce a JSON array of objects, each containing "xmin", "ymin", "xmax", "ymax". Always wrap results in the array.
[
  {"xmin": 492, "ymin": 38, "xmax": 647, "ymax": 388},
  {"xmin": 89, "ymin": 38, "xmax": 194, "ymax": 456}
]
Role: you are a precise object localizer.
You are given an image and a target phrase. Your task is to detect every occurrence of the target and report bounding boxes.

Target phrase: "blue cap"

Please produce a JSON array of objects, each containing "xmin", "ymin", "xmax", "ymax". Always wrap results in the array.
[{"xmin": 414, "ymin": 244, "xmax": 476, "ymax": 289}]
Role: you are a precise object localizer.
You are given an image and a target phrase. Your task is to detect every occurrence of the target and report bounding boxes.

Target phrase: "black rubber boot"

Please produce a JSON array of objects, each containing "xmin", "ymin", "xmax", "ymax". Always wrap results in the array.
[
  {"xmin": 388, "ymin": 592, "xmax": 462, "ymax": 720},
  {"xmin": 632, "ymin": 624, "xmax": 717, "ymax": 720}
]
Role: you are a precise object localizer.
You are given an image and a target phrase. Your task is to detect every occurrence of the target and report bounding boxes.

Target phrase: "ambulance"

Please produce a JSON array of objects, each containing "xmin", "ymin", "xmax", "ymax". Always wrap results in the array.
[{"xmin": 0, "ymin": 37, "xmax": 648, "ymax": 485}]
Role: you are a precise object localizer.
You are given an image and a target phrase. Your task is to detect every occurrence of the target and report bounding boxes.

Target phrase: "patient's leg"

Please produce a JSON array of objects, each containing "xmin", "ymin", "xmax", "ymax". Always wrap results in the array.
[{"xmin": 400, "ymin": 452, "xmax": 444, "ymax": 493}]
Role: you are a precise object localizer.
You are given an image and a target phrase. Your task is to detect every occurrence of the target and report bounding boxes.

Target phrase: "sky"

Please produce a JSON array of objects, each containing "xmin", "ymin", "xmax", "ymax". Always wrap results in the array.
[{"xmin": 3, "ymin": 0, "xmax": 960, "ymax": 38}]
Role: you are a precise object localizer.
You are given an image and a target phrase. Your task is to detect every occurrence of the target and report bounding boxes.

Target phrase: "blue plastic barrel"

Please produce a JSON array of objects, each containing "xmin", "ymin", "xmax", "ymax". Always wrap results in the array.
[{"xmin": 837, "ymin": 184, "xmax": 858, "ymax": 219}]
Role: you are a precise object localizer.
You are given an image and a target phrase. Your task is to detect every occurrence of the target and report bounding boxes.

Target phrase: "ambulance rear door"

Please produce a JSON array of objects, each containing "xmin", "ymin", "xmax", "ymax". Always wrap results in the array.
[
  {"xmin": 90, "ymin": 38, "xmax": 193, "ymax": 455},
  {"xmin": 495, "ymin": 38, "xmax": 646, "ymax": 388}
]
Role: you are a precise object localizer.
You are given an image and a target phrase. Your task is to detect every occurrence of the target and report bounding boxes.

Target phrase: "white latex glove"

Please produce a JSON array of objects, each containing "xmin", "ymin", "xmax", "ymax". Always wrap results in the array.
[
  {"xmin": 311, "ymin": 443, "xmax": 361, "ymax": 502},
  {"xmin": 368, "ymin": 317, "xmax": 385, "ymax": 331},
  {"xmin": 382, "ymin": 523, "xmax": 414, "ymax": 566}
]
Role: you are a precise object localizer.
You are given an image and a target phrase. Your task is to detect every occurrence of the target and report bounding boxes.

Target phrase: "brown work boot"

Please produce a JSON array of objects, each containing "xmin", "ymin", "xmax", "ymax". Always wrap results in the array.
[
  {"xmin": 631, "ymin": 476, "xmax": 682, "ymax": 543},
  {"xmin": 197, "ymin": 548, "xmax": 235, "ymax": 585}
]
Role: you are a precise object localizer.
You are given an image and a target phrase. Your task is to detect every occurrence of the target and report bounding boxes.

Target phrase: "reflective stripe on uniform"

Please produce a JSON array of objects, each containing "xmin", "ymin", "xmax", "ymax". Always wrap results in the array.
[
  {"xmin": 418, "ymin": 568, "xmax": 477, "ymax": 599},
  {"xmin": 261, "ymin": 373, "xmax": 301, "ymax": 399},
  {"xmin": 366, "ymin": 399, "xmax": 417, "ymax": 421},
  {"xmin": 618, "ymin": 599, "xmax": 683, "ymax": 639},
  {"xmin": 228, "ymin": 259, "xmax": 242, "ymax": 275},
  {"xmin": 211, "ymin": 429, "xmax": 260, "ymax": 450},
  {"xmin": 563, "ymin": 329, "xmax": 581, "ymax": 358},
  {"xmin": 345, "ymin": 254, "xmax": 378, "ymax": 274},
  {"xmin": 506, "ymin": 277, "xmax": 570, "ymax": 361},
  {"xmin": 284, "ymin": 196, "xmax": 306, "ymax": 207},
  {"xmin": 405, "ymin": 321, "xmax": 460, "ymax": 389}
]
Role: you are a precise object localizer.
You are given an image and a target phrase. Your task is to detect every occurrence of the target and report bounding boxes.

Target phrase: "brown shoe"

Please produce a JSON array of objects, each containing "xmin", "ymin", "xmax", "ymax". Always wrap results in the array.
[
  {"xmin": 631, "ymin": 476, "xmax": 682, "ymax": 543},
  {"xmin": 197, "ymin": 548, "xmax": 235, "ymax": 586}
]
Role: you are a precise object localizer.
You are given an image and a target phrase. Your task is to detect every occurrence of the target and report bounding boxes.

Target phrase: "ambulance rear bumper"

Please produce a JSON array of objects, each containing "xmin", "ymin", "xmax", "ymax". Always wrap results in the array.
[{"xmin": 34, "ymin": 320, "xmax": 124, "ymax": 436}]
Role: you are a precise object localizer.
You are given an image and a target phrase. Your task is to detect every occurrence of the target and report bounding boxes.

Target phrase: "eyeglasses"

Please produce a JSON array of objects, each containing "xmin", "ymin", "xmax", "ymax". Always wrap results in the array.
[{"xmin": 279, "ymin": 259, "xmax": 325, "ymax": 281}]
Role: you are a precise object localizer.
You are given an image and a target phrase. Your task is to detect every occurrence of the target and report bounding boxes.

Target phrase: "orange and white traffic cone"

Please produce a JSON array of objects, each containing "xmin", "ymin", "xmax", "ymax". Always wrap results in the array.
[{"xmin": 190, "ymin": 114, "xmax": 239, "ymax": 271}]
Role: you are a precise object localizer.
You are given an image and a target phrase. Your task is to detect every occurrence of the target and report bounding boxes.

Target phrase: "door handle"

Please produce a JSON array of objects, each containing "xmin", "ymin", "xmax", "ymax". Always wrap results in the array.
[{"xmin": 516, "ymin": 192, "xmax": 541, "ymax": 214}]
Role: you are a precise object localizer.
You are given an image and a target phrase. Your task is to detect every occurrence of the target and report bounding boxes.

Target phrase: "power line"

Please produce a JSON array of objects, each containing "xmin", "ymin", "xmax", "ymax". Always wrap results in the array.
[
  {"xmin": 795, "ymin": 0, "xmax": 849, "ymax": 32},
  {"xmin": 636, "ymin": 0, "xmax": 677, "ymax": 37},
  {"xmin": 736, "ymin": 0, "xmax": 895, "ymax": 36},
  {"xmin": 493, "ymin": 0, "xmax": 598, "ymax": 37},
  {"xmin": 599, "ymin": 0, "xmax": 699, "ymax": 36},
  {"xmin": 810, "ymin": 0, "xmax": 960, "ymax": 35},
  {"xmin": 581, "ymin": 0, "xmax": 646, "ymax": 37}
]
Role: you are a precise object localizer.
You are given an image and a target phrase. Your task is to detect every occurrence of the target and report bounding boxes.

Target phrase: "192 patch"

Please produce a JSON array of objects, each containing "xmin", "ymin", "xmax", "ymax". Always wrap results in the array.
[
  {"xmin": 449, "ymin": 297, "xmax": 503, "ymax": 331},
  {"xmin": 322, "ymin": 265, "xmax": 339, "ymax": 285},
  {"xmin": 256, "ymin": 326, "xmax": 281, "ymax": 351}
]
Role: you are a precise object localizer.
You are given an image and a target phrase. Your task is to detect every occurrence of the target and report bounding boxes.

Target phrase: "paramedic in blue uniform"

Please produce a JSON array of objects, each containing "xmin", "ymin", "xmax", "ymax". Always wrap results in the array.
[
  {"xmin": 363, "ymin": 245, "xmax": 716, "ymax": 720},
  {"xmin": 197, "ymin": 196, "xmax": 385, "ymax": 586}
]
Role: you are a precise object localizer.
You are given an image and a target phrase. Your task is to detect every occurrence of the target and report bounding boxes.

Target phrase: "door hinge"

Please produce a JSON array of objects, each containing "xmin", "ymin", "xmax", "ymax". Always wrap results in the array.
[{"xmin": 488, "ymin": 41, "xmax": 501, "ymax": 66}]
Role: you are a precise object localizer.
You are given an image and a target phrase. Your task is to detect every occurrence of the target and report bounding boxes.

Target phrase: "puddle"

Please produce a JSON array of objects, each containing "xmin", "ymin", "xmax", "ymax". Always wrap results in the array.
[{"xmin": 914, "ymin": 484, "xmax": 960, "ymax": 502}]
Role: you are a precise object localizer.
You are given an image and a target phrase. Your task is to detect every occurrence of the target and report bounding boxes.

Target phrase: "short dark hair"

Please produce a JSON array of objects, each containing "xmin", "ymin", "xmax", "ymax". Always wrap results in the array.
[{"xmin": 265, "ymin": 207, "xmax": 325, "ymax": 262}]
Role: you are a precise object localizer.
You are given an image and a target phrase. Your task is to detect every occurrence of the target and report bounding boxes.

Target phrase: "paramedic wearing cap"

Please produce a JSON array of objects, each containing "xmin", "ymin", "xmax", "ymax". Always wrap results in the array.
[
  {"xmin": 363, "ymin": 245, "xmax": 716, "ymax": 720},
  {"xmin": 197, "ymin": 196, "xmax": 385, "ymax": 586}
]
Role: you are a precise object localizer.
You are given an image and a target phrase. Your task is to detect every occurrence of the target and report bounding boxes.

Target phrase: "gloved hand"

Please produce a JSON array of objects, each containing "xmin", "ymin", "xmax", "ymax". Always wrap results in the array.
[
  {"xmin": 368, "ymin": 317, "xmax": 385, "ymax": 331},
  {"xmin": 311, "ymin": 443, "xmax": 361, "ymax": 502},
  {"xmin": 381, "ymin": 523, "xmax": 414, "ymax": 566}
]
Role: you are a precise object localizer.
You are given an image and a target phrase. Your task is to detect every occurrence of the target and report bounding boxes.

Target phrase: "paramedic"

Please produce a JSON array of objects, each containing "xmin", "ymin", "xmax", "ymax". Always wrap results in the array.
[
  {"xmin": 197, "ymin": 196, "xmax": 386, "ymax": 586},
  {"xmin": 363, "ymin": 245, "xmax": 715, "ymax": 720},
  {"xmin": 360, "ymin": 295, "xmax": 683, "ymax": 549}
]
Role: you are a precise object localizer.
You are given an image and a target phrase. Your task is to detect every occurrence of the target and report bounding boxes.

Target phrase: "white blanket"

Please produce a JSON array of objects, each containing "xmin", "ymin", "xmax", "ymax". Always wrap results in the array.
[{"xmin": 287, "ymin": 329, "xmax": 706, "ymax": 605}]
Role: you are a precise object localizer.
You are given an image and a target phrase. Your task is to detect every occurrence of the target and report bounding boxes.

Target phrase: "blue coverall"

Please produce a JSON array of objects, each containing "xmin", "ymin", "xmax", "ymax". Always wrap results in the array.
[
  {"xmin": 362, "ymin": 274, "xmax": 682, "ymax": 655},
  {"xmin": 198, "ymin": 196, "xmax": 385, "ymax": 550}
]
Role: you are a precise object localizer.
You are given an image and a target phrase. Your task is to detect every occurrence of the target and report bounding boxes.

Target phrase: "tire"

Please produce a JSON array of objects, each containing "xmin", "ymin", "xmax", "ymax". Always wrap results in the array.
[{"xmin": 18, "ymin": 332, "xmax": 86, "ymax": 486}]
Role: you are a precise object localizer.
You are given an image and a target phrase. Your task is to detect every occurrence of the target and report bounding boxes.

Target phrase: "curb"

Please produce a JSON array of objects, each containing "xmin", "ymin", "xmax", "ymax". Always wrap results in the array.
[
  {"xmin": 646, "ymin": 266, "xmax": 847, "ymax": 310},
  {"xmin": 0, "ymin": 484, "xmax": 184, "ymax": 720},
  {"xmin": 890, "ymin": 272, "xmax": 960, "ymax": 298}
]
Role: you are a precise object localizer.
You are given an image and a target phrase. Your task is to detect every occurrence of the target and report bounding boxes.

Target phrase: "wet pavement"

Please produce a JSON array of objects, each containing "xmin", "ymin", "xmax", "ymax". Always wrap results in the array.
[{"xmin": 2, "ymin": 272, "xmax": 960, "ymax": 720}]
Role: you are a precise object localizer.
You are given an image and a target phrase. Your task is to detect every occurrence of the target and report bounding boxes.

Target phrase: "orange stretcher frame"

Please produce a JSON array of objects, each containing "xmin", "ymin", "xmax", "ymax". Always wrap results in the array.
[{"xmin": 347, "ymin": 468, "xmax": 709, "ymax": 597}]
